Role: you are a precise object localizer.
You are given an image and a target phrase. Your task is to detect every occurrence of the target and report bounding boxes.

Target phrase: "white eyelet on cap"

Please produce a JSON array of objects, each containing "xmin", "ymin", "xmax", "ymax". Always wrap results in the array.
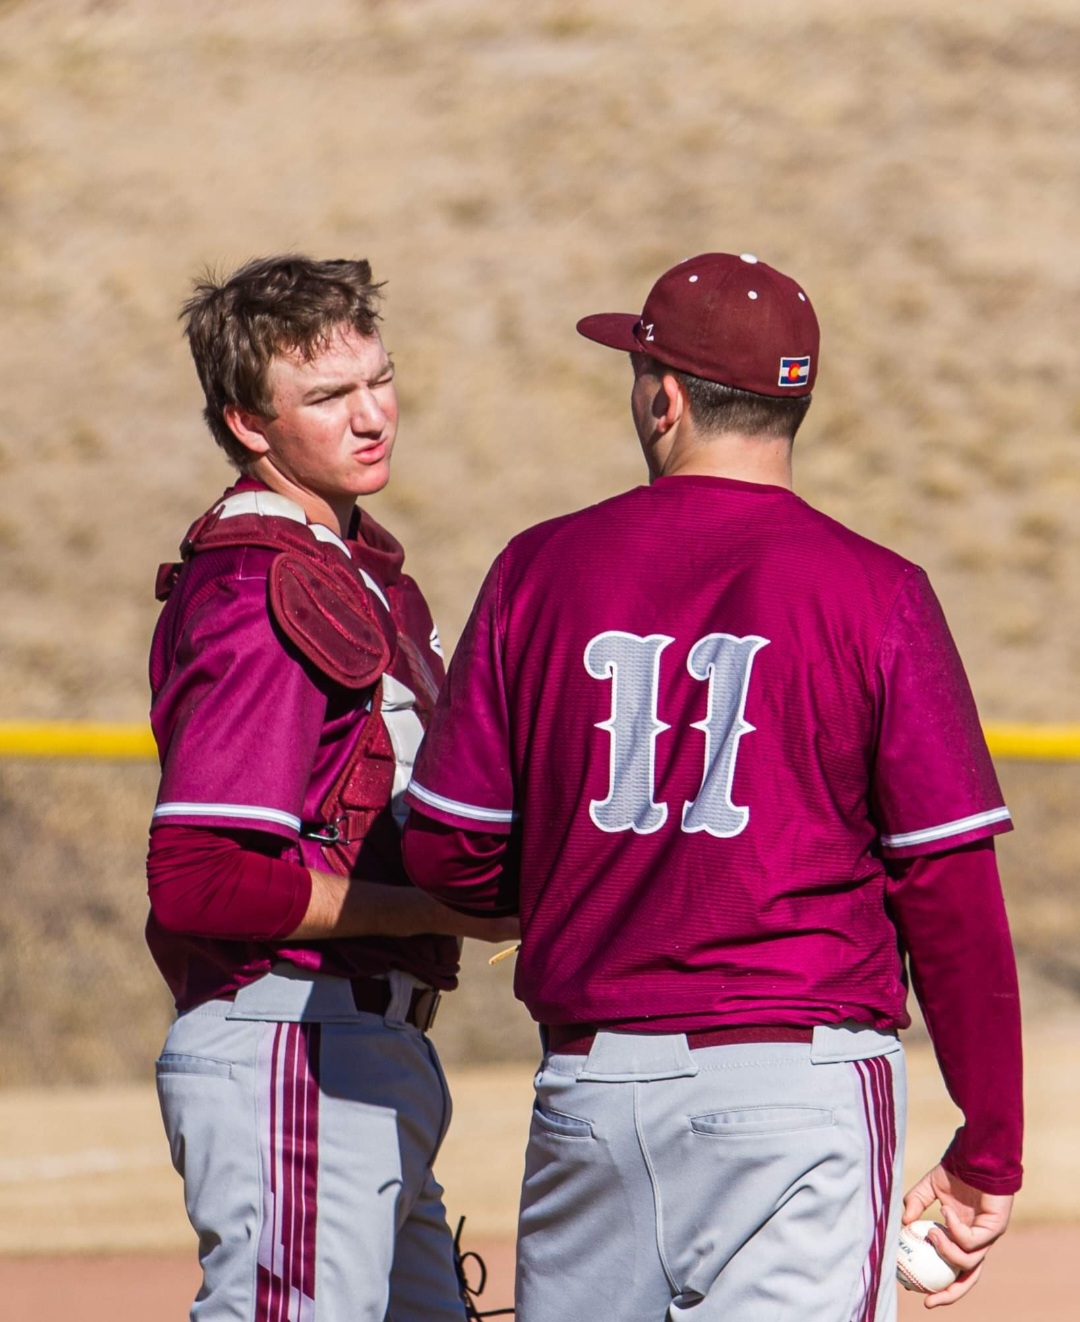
[
  {"xmin": 748, "ymin": 291, "xmax": 759, "ymax": 300},
  {"xmin": 740, "ymin": 253, "xmax": 759, "ymax": 264},
  {"xmin": 798, "ymin": 291, "xmax": 807, "ymax": 301},
  {"xmin": 689, "ymin": 275, "xmax": 699, "ymax": 282}
]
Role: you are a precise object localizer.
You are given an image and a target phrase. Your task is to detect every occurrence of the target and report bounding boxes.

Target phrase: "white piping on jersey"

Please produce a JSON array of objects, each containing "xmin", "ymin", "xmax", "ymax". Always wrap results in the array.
[
  {"xmin": 407, "ymin": 780, "xmax": 517, "ymax": 824},
  {"xmin": 381, "ymin": 673, "xmax": 424, "ymax": 830},
  {"xmin": 309, "ymin": 523, "xmax": 351, "ymax": 556},
  {"xmin": 359, "ymin": 567, "xmax": 390, "ymax": 610},
  {"xmin": 152, "ymin": 801, "xmax": 302, "ymax": 833},
  {"xmin": 214, "ymin": 491, "xmax": 352, "ymax": 558},
  {"xmin": 216, "ymin": 489, "xmax": 306, "ymax": 523},
  {"xmin": 881, "ymin": 806, "xmax": 1012, "ymax": 849}
]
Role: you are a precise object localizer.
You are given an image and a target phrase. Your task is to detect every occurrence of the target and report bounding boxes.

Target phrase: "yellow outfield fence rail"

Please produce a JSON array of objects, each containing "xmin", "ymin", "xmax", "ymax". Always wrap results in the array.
[
  {"xmin": 984, "ymin": 724, "xmax": 1080, "ymax": 761},
  {"xmin": 0, "ymin": 723, "xmax": 157, "ymax": 760},
  {"xmin": 1, "ymin": 721, "xmax": 1080, "ymax": 762}
]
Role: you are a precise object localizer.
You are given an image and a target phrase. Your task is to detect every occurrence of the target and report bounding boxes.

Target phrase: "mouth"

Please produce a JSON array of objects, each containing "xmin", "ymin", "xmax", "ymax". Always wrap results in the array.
[{"xmin": 354, "ymin": 440, "xmax": 389, "ymax": 464}]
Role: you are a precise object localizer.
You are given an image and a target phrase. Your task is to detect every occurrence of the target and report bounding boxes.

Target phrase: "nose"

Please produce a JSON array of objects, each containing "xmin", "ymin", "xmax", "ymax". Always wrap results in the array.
[{"xmin": 350, "ymin": 387, "xmax": 387, "ymax": 435}]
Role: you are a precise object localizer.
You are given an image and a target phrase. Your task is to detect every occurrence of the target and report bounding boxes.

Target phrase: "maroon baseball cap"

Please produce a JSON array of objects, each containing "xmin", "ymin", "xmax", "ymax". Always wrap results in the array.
[{"xmin": 576, "ymin": 252, "xmax": 819, "ymax": 397}]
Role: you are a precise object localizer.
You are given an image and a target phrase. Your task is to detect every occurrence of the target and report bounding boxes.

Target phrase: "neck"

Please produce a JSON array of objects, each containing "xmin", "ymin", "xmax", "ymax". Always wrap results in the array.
[
  {"xmin": 244, "ymin": 458, "xmax": 355, "ymax": 537},
  {"xmin": 650, "ymin": 431, "xmax": 793, "ymax": 489}
]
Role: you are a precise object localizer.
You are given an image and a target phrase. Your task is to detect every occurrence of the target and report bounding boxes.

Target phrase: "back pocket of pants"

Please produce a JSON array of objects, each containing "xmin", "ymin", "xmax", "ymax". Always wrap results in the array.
[
  {"xmin": 690, "ymin": 1106, "xmax": 833, "ymax": 1138},
  {"xmin": 532, "ymin": 1103, "xmax": 593, "ymax": 1139},
  {"xmin": 156, "ymin": 1052, "xmax": 232, "ymax": 1079}
]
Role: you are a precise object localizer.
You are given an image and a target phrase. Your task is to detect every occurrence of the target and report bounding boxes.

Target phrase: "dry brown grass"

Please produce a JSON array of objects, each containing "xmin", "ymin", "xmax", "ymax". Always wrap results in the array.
[{"xmin": 0, "ymin": 0, "xmax": 1078, "ymax": 1081}]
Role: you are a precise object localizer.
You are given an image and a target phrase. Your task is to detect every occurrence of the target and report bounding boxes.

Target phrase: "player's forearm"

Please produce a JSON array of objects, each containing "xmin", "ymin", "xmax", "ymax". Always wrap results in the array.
[
  {"xmin": 147, "ymin": 822, "xmax": 515, "ymax": 943},
  {"xmin": 294, "ymin": 873, "xmax": 452, "ymax": 938},
  {"xmin": 886, "ymin": 840, "xmax": 1023, "ymax": 1194},
  {"xmin": 401, "ymin": 810, "xmax": 521, "ymax": 915},
  {"xmin": 291, "ymin": 870, "xmax": 520, "ymax": 942},
  {"xmin": 147, "ymin": 823, "xmax": 311, "ymax": 940}
]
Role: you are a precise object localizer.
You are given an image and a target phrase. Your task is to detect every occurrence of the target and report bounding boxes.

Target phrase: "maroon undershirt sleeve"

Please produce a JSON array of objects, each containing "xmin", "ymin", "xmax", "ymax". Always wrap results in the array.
[
  {"xmin": 885, "ymin": 838, "xmax": 1023, "ymax": 1195},
  {"xmin": 401, "ymin": 811, "xmax": 518, "ymax": 916},
  {"xmin": 147, "ymin": 823, "xmax": 312, "ymax": 941}
]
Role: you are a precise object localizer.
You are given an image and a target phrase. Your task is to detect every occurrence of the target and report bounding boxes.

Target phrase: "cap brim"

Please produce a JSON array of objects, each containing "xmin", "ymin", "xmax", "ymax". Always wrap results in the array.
[{"xmin": 576, "ymin": 312, "xmax": 641, "ymax": 352}]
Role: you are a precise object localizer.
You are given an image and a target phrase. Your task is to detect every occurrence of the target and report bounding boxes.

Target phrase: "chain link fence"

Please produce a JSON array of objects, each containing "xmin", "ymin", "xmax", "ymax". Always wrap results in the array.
[{"xmin": 0, "ymin": 746, "xmax": 1076, "ymax": 1086}]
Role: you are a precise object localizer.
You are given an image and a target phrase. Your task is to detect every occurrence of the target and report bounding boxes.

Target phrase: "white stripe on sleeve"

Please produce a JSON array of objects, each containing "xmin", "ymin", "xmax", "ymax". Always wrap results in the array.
[
  {"xmin": 152, "ymin": 802, "xmax": 302, "ymax": 833},
  {"xmin": 407, "ymin": 781, "xmax": 517, "ymax": 825},
  {"xmin": 880, "ymin": 806, "xmax": 1011, "ymax": 849}
]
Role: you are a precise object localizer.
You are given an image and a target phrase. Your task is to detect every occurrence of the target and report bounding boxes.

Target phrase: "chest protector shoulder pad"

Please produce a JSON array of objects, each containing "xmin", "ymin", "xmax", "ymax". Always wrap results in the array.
[{"xmin": 268, "ymin": 551, "xmax": 390, "ymax": 689}]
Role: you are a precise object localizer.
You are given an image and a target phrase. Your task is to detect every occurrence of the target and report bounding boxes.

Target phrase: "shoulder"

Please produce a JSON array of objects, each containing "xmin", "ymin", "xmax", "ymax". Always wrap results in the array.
[
  {"xmin": 775, "ymin": 500, "xmax": 928, "ymax": 627},
  {"xmin": 789, "ymin": 498, "xmax": 919, "ymax": 577},
  {"xmin": 167, "ymin": 542, "xmax": 278, "ymax": 612},
  {"xmin": 154, "ymin": 538, "xmax": 283, "ymax": 674},
  {"xmin": 498, "ymin": 488, "xmax": 648, "ymax": 573}
]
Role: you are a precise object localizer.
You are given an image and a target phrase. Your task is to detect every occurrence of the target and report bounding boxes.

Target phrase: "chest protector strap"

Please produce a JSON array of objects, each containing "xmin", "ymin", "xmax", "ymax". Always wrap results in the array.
[{"xmin": 307, "ymin": 684, "xmax": 405, "ymax": 878}]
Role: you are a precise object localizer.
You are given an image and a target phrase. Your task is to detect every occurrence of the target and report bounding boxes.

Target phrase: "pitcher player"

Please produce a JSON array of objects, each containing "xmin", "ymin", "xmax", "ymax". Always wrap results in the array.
[
  {"xmin": 403, "ymin": 253, "xmax": 1023, "ymax": 1320},
  {"xmin": 146, "ymin": 255, "xmax": 515, "ymax": 1321}
]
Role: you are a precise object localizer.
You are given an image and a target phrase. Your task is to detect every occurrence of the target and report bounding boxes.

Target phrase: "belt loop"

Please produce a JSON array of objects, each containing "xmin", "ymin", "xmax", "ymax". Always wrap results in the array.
[
  {"xmin": 577, "ymin": 1032, "xmax": 699, "ymax": 1082},
  {"xmin": 384, "ymin": 969, "xmax": 415, "ymax": 1027},
  {"xmin": 810, "ymin": 1022, "xmax": 901, "ymax": 1064}
]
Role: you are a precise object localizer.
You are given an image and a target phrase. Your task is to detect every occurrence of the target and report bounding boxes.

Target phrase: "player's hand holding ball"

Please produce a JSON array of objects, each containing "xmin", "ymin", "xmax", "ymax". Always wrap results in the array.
[{"xmin": 899, "ymin": 1163, "xmax": 1014, "ymax": 1308}]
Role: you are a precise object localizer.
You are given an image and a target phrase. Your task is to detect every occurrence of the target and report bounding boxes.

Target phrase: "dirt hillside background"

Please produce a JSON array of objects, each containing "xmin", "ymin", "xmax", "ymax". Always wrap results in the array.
[{"xmin": 0, "ymin": 0, "xmax": 1078, "ymax": 1082}]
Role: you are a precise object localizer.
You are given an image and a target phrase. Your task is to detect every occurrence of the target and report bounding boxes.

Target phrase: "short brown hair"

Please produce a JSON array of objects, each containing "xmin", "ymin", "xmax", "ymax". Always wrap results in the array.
[
  {"xmin": 180, "ymin": 255, "xmax": 385, "ymax": 467},
  {"xmin": 671, "ymin": 367, "xmax": 811, "ymax": 440}
]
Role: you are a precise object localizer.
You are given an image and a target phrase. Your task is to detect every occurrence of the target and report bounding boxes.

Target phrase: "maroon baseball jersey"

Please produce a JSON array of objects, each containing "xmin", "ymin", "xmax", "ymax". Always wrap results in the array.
[
  {"xmin": 147, "ymin": 477, "xmax": 458, "ymax": 1009},
  {"xmin": 405, "ymin": 474, "xmax": 1011, "ymax": 1031}
]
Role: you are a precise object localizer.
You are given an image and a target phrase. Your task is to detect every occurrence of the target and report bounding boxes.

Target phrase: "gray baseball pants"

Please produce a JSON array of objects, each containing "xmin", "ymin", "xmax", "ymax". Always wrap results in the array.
[
  {"xmin": 156, "ymin": 965, "xmax": 464, "ymax": 1322},
  {"xmin": 517, "ymin": 1025, "xmax": 905, "ymax": 1322}
]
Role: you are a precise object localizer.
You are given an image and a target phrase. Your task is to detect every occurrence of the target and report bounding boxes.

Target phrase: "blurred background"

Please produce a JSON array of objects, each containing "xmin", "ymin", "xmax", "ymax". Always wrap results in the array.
[{"xmin": 0, "ymin": 0, "xmax": 1078, "ymax": 1276}]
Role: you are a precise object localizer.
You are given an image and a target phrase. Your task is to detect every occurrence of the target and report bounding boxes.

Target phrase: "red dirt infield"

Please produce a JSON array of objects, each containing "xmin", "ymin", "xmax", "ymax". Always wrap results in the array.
[{"xmin": 0, "ymin": 1224, "xmax": 1073, "ymax": 1320}]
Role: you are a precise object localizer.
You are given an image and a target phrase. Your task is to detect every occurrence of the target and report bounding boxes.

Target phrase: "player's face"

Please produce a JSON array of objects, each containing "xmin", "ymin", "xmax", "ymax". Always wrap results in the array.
[{"xmin": 259, "ymin": 326, "xmax": 398, "ymax": 507}]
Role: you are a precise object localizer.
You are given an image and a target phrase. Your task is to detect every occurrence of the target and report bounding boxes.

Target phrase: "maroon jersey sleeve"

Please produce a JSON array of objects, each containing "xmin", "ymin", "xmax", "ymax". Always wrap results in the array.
[
  {"xmin": 872, "ymin": 571, "xmax": 1011, "ymax": 858},
  {"xmin": 405, "ymin": 557, "xmax": 517, "ymax": 833},
  {"xmin": 886, "ymin": 840, "xmax": 1023, "ymax": 1194},
  {"xmin": 151, "ymin": 575, "xmax": 328, "ymax": 842}
]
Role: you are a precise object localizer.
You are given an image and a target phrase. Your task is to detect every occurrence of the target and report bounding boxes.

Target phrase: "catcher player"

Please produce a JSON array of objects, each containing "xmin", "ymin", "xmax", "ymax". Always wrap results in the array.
[
  {"xmin": 145, "ymin": 254, "xmax": 515, "ymax": 1321},
  {"xmin": 402, "ymin": 253, "xmax": 1023, "ymax": 1320}
]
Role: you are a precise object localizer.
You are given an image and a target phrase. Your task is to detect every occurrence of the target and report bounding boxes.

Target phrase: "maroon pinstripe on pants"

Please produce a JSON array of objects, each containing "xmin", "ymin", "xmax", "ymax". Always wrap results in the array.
[
  {"xmin": 850, "ymin": 1054, "xmax": 898, "ymax": 1322},
  {"xmin": 256, "ymin": 1023, "xmax": 321, "ymax": 1322}
]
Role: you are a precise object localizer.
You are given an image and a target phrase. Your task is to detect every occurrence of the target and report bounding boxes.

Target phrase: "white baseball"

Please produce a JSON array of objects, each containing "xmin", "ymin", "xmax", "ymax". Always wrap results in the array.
[{"xmin": 896, "ymin": 1220, "xmax": 961, "ymax": 1294}]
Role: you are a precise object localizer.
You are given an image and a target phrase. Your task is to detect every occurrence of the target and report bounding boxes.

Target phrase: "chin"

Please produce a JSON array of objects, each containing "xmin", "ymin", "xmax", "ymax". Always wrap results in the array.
[{"xmin": 352, "ymin": 464, "xmax": 392, "ymax": 498}]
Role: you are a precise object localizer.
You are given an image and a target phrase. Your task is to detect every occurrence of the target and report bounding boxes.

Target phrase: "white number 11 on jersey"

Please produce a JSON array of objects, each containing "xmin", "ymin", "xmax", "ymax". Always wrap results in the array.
[{"xmin": 584, "ymin": 630, "xmax": 769, "ymax": 838}]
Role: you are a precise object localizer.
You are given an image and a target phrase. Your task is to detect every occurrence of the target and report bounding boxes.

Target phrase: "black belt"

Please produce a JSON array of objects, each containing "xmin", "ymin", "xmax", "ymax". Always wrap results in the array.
[
  {"xmin": 544, "ymin": 1023, "xmax": 815, "ymax": 1056},
  {"xmin": 351, "ymin": 977, "xmax": 442, "ymax": 1031}
]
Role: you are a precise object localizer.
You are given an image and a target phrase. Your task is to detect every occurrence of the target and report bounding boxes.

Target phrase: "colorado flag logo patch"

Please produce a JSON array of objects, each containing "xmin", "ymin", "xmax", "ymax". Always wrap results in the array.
[{"xmin": 778, "ymin": 356, "xmax": 811, "ymax": 388}]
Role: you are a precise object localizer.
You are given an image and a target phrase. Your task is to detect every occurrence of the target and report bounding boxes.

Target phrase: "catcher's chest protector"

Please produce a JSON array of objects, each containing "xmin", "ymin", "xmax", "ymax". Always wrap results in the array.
[{"xmin": 157, "ymin": 491, "xmax": 427, "ymax": 877}]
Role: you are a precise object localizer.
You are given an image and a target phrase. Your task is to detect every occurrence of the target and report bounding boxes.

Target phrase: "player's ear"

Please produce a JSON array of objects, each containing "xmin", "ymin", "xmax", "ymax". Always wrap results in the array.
[
  {"xmin": 657, "ymin": 372, "xmax": 687, "ymax": 435},
  {"xmin": 223, "ymin": 405, "xmax": 271, "ymax": 458}
]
